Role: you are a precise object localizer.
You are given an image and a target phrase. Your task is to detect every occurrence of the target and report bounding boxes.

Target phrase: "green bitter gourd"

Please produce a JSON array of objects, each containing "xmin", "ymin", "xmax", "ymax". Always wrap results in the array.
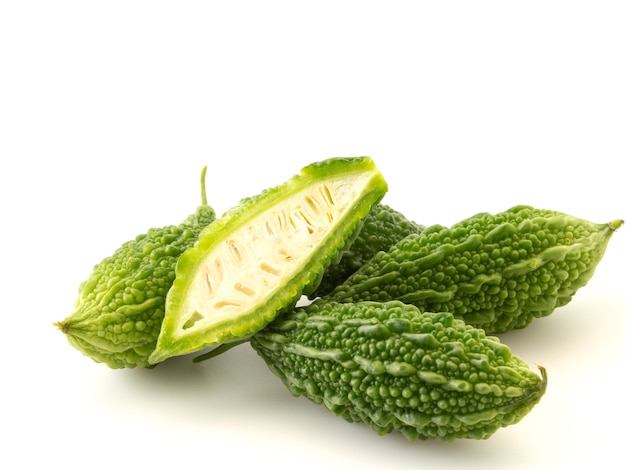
[
  {"xmin": 55, "ymin": 168, "xmax": 216, "ymax": 369},
  {"xmin": 307, "ymin": 203, "xmax": 425, "ymax": 299},
  {"xmin": 251, "ymin": 300, "xmax": 547, "ymax": 441},
  {"xmin": 324, "ymin": 205, "xmax": 623, "ymax": 333},
  {"xmin": 148, "ymin": 157, "xmax": 388, "ymax": 364}
]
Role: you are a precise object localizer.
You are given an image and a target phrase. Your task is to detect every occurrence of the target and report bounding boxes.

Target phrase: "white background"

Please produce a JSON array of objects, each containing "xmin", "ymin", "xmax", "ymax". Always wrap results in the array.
[{"xmin": 1, "ymin": 1, "xmax": 624, "ymax": 469}]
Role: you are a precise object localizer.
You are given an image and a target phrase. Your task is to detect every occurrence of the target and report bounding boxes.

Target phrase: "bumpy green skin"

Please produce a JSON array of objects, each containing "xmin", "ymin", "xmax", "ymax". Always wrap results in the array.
[
  {"xmin": 251, "ymin": 301, "xmax": 547, "ymax": 441},
  {"xmin": 307, "ymin": 204, "xmax": 425, "ymax": 299},
  {"xmin": 56, "ymin": 205, "xmax": 216, "ymax": 369},
  {"xmin": 324, "ymin": 205, "xmax": 622, "ymax": 333}
]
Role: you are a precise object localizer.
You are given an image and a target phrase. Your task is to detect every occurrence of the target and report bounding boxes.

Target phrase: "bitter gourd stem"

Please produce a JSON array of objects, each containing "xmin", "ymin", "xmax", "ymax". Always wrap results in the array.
[
  {"xmin": 193, "ymin": 340, "xmax": 248, "ymax": 363},
  {"xmin": 201, "ymin": 166, "xmax": 208, "ymax": 206},
  {"xmin": 53, "ymin": 320, "xmax": 68, "ymax": 334},
  {"xmin": 609, "ymin": 219, "xmax": 624, "ymax": 231}
]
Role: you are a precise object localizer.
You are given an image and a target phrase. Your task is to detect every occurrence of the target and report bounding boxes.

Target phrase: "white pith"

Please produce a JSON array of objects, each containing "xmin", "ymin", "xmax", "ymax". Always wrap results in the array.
[{"xmin": 175, "ymin": 172, "xmax": 373, "ymax": 337}]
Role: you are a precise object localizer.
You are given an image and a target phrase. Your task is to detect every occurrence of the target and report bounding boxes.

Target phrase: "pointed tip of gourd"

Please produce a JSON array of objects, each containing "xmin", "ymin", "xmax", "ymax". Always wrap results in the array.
[
  {"xmin": 148, "ymin": 346, "xmax": 170, "ymax": 365},
  {"xmin": 537, "ymin": 364, "xmax": 548, "ymax": 394},
  {"xmin": 608, "ymin": 219, "xmax": 624, "ymax": 231},
  {"xmin": 54, "ymin": 320, "xmax": 69, "ymax": 334},
  {"xmin": 147, "ymin": 353, "xmax": 162, "ymax": 365}
]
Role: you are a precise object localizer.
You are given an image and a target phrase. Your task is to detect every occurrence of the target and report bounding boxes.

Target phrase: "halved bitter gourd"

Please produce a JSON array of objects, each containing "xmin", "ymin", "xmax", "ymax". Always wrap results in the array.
[{"xmin": 148, "ymin": 157, "xmax": 388, "ymax": 364}]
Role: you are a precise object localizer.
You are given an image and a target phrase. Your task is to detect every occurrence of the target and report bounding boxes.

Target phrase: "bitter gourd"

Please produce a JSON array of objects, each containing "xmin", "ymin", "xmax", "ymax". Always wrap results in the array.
[
  {"xmin": 251, "ymin": 300, "xmax": 547, "ymax": 441},
  {"xmin": 307, "ymin": 203, "xmax": 425, "ymax": 299},
  {"xmin": 324, "ymin": 205, "xmax": 623, "ymax": 333},
  {"xmin": 55, "ymin": 168, "xmax": 216, "ymax": 369},
  {"xmin": 148, "ymin": 157, "xmax": 388, "ymax": 364}
]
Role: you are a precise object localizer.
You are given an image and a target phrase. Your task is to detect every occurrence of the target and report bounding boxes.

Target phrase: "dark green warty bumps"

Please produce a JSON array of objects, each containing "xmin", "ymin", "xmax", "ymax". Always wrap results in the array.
[
  {"xmin": 251, "ymin": 301, "xmax": 547, "ymax": 441},
  {"xmin": 56, "ymin": 204, "xmax": 216, "ymax": 369},
  {"xmin": 307, "ymin": 203, "xmax": 425, "ymax": 299},
  {"xmin": 324, "ymin": 205, "xmax": 623, "ymax": 333}
]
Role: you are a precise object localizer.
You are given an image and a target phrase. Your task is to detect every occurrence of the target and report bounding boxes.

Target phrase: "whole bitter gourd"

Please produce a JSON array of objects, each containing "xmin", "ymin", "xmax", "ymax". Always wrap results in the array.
[
  {"xmin": 307, "ymin": 203, "xmax": 425, "ymax": 299},
  {"xmin": 251, "ymin": 300, "xmax": 547, "ymax": 441},
  {"xmin": 55, "ymin": 168, "xmax": 216, "ymax": 369},
  {"xmin": 324, "ymin": 205, "xmax": 623, "ymax": 333}
]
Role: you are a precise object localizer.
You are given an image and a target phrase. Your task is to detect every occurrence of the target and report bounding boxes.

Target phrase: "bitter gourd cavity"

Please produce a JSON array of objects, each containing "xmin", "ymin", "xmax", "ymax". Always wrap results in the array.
[
  {"xmin": 307, "ymin": 204, "xmax": 425, "ymax": 299},
  {"xmin": 55, "ymin": 167, "xmax": 216, "ymax": 369},
  {"xmin": 148, "ymin": 157, "xmax": 388, "ymax": 364},
  {"xmin": 325, "ymin": 205, "xmax": 623, "ymax": 333},
  {"xmin": 251, "ymin": 300, "xmax": 547, "ymax": 441}
]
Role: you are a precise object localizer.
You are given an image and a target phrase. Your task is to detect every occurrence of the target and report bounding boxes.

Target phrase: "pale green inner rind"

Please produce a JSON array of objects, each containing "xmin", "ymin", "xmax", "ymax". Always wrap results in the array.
[{"xmin": 149, "ymin": 157, "xmax": 387, "ymax": 364}]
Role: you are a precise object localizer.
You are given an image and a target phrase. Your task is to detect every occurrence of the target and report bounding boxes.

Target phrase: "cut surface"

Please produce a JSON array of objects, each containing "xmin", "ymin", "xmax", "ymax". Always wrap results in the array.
[
  {"xmin": 180, "ymin": 178, "xmax": 363, "ymax": 331},
  {"xmin": 149, "ymin": 157, "xmax": 387, "ymax": 364}
]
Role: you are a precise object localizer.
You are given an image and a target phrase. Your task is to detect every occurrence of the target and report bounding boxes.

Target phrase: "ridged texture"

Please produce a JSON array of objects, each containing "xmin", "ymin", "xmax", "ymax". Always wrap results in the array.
[
  {"xmin": 324, "ymin": 205, "xmax": 622, "ymax": 333},
  {"xmin": 251, "ymin": 301, "xmax": 547, "ymax": 441},
  {"xmin": 307, "ymin": 204, "xmax": 425, "ymax": 299},
  {"xmin": 56, "ymin": 206, "xmax": 216, "ymax": 369}
]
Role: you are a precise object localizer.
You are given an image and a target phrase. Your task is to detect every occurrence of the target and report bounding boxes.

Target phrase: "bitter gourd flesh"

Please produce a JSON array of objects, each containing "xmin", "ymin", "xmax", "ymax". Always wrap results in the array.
[
  {"xmin": 324, "ymin": 205, "xmax": 623, "ymax": 333},
  {"xmin": 307, "ymin": 203, "xmax": 425, "ymax": 299},
  {"xmin": 148, "ymin": 157, "xmax": 388, "ymax": 364},
  {"xmin": 55, "ymin": 168, "xmax": 216, "ymax": 368},
  {"xmin": 251, "ymin": 300, "xmax": 547, "ymax": 441}
]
